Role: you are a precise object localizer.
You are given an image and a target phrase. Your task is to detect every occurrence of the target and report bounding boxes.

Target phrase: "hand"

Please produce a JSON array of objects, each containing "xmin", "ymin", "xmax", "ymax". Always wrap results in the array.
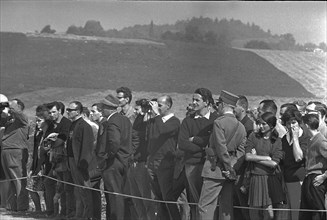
[
  {"xmin": 251, "ymin": 148, "xmax": 257, "ymax": 155},
  {"xmin": 222, "ymin": 170, "xmax": 237, "ymax": 181},
  {"xmin": 149, "ymin": 101, "xmax": 160, "ymax": 116},
  {"xmin": 313, "ymin": 174, "xmax": 327, "ymax": 187},
  {"xmin": 84, "ymin": 179, "xmax": 92, "ymax": 188},
  {"xmin": 291, "ymin": 122, "xmax": 300, "ymax": 139}
]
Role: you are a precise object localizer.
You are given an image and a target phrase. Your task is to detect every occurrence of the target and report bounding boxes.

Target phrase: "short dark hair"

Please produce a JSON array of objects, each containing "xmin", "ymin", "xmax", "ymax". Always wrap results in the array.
[
  {"xmin": 116, "ymin": 87, "xmax": 132, "ymax": 104},
  {"xmin": 35, "ymin": 104, "xmax": 50, "ymax": 119},
  {"xmin": 46, "ymin": 101, "xmax": 61, "ymax": 112},
  {"xmin": 57, "ymin": 102, "xmax": 65, "ymax": 115},
  {"xmin": 194, "ymin": 88, "xmax": 213, "ymax": 104},
  {"xmin": 259, "ymin": 99, "xmax": 277, "ymax": 115},
  {"xmin": 13, "ymin": 98, "xmax": 25, "ymax": 110},
  {"xmin": 82, "ymin": 107, "xmax": 90, "ymax": 117},
  {"xmin": 280, "ymin": 103, "xmax": 297, "ymax": 111},
  {"xmin": 303, "ymin": 113, "xmax": 319, "ymax": 130},
  {"xmin": 70, "ymin": 101, "xmax": 83, "ymax": 114},
  {"xmin": 135, "ymin": 98, "xmax": 148, "ymax": 106},
  {"xmin": 92, "ymin": 103, "xmax": 105, "ymax": 113},
  {"xmin": 237, "ymin": 95, "xmax": 248, "ymax": 111},
  {"xmin": 281, "ymin": 108, "xmax": 302, "ymax": 126}
]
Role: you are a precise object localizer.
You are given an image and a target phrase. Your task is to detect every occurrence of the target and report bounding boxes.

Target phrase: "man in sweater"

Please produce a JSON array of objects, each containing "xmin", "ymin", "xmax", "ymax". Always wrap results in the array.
[
  {"xmin": 198, "ymin": 90, "xmax": 246, "ymax": 220},
  {"xmin": 178, "ymin": 88, "xmax": 218, "ymax": 219},
  {"xmin": 146, "ymin": 95, "xmax": 180, "ymax": 220},
  {"xmin": 299, "ymin": 113, "xmax": 327, "ymax": 220}
]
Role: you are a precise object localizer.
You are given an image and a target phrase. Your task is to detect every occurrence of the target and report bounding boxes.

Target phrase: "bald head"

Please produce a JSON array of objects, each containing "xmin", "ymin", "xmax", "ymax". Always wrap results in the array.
[{"xmin": 157, "ymin": 95, "xmax": 173, "ymax": 116}]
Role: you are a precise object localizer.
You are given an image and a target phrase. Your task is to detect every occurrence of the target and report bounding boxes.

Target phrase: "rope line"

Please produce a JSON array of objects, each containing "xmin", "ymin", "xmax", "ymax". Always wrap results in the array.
[{"xmin": 1, "ymin": 175, "xmax": 327, "ymax": 213}]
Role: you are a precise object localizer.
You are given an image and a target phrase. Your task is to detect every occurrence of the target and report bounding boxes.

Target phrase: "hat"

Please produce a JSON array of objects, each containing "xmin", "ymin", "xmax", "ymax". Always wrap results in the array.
[
  {"xmin": 293, "ymin": 100, "xmax": 306, "ymax": 107},
  {"xmin": 100, "ymin": 94, "xmax": 120, "ymax": 108},
  {"xmin": 219, "ymin": 90, "xmax": 239, "ymax": 107},
  {"xmin": 293, "ymin": 100, "xmax": 307, "ymax": 112}
]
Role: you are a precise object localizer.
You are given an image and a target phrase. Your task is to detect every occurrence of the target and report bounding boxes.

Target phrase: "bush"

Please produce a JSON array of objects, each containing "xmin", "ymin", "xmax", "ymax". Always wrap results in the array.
[
  {"xmin": 244, "ymin": 40, "xmax": 271, "ymax": 49},
  {"xmin": 40, "ymin": 25, "xmax": 56, "ymax": 34}
]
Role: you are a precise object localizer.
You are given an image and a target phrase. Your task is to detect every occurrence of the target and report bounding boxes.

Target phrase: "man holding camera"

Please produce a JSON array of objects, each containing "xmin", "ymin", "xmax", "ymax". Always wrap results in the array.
[
  {"xmin": 146, "ymin": 95, "xmax": 180, "ymax": 220},
  {"xmin": 0, "ymin": 96, "xmax": 29, "ymax": 212},
  {"xmin": 198, "ymin": 90, "xmax": 246, "ymax": 220}
]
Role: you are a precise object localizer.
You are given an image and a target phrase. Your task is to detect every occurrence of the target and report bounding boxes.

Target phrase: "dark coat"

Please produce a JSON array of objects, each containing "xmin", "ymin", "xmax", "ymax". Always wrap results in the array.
[
  {"xmin": 71, "ymin": 118, "xmax": 94, "ymax": 175},
  {"xmin": 95, "ymin": 112, "xmax": 132, "ymax": 168}
]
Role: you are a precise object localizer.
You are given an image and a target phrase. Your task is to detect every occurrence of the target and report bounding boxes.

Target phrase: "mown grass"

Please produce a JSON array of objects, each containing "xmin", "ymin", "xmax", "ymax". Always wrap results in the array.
[{"xmin": 1, "ymin": 34, "xmax": 314, "ymax": 98}]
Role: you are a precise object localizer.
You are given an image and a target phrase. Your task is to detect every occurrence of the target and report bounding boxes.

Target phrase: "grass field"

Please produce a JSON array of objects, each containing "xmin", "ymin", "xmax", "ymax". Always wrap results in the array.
[{"xmin": 1, "ymin": 33, "xmax": 314, "ymax": 98}]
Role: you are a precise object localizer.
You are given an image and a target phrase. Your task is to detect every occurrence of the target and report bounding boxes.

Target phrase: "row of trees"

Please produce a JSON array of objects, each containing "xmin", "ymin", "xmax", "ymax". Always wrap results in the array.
[{"xmin": 39, "ymin": 16, "xmax": 326, "ymax": 52}]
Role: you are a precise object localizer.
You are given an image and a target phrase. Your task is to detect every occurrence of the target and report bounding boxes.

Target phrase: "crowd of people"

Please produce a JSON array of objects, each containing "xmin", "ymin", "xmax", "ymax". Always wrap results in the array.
[{"xmin": 0, "ymin": 86, "xmax": 327, "ymax": 220}]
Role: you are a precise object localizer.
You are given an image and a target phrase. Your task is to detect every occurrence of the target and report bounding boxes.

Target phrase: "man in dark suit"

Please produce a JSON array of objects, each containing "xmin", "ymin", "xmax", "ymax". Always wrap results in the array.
[
  {"xmin": 66, "ymin": 101, "xmax": 94, "ymax": 219},
  {"xmin": 95, "ymin": 94, "xmax": 132, "ymax": 220},
  {"xmin": 198, "ymin": 90, "xmax": 246, "ymax": 220}
]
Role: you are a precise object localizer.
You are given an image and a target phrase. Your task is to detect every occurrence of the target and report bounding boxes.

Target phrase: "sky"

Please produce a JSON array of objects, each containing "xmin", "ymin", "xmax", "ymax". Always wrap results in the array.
[{"xmin": 1, "ymin": 1, "xmax": 326, "ymax": 45}]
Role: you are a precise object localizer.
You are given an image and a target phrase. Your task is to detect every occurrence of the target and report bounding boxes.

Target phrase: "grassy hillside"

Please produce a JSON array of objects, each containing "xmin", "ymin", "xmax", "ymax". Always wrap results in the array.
[
  {"xmin": 242, "ymin": 48, "xmax": 326, "ymax": 99},
  {"xmin": 0, "ymin": 33, "xmax": 313, "ymax": 98}
]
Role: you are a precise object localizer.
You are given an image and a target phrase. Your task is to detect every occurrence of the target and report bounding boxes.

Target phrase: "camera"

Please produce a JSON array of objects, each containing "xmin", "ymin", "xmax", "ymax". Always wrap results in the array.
[
  {"xmin": 138, "ymin": 98, "xmax": 157, "ymax": 113},
  {"xmin": 0, "ymin": 102, "xmax": 9, "ymax": 111}
]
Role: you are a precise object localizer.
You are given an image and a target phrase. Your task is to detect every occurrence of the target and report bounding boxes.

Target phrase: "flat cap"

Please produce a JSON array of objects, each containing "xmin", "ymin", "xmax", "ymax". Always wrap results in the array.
[{"xmin": 100, "ymin": 94, "xmax": 120, "ymax": 108}]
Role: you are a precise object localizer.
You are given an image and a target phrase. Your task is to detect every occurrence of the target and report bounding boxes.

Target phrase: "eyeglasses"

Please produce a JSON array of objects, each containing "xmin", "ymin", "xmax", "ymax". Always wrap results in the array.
[
  {"xmin": 116, "ymin": 96, "xmax": 125, "ymax": 99},
  {"xmin": 66, "ymin": 108, "xmax": 78, "ymax": 112}
]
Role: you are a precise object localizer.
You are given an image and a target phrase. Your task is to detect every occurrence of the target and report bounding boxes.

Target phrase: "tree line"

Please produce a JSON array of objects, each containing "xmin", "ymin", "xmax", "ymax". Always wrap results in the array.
[{"xmin": 39, "ymin": 16, "xmax": 326, "ymax": 52}]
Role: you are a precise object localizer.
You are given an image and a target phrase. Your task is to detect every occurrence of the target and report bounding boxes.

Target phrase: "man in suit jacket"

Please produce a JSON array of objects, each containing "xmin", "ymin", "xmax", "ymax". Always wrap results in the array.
[
  {"xmin": 66, "ymin": 101, "xmax": 94, "ymax": 219},
  {"xmin": 95, "ymin": 94, "xmax": 132, "ymax": 220},
  {"xmin": 198, "ymin": 90, "xmax": 247, "ymax": 220}
]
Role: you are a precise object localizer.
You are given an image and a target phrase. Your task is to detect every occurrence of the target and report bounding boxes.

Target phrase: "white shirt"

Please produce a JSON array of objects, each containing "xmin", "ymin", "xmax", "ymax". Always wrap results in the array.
[
  {"xmin": 162, "ymin": 113, "xmax": 174, "ymax": 123},
  {"xmin": 194, "ymin": 111, "xmax": 210, "ymax": 120}
]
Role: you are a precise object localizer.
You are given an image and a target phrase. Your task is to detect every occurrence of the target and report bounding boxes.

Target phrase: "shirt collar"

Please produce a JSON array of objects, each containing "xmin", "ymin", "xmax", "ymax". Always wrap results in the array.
[
  {"xmin": 162, "ymin": 113, "xmax": 174, "ymax": 123},
  {"xmin": 107, "ymin": 111, "xmax": 117, "ymax": 121},
  {"xmin": 194, "ymin": 111, "xmax": 210, "ymax": 120}
]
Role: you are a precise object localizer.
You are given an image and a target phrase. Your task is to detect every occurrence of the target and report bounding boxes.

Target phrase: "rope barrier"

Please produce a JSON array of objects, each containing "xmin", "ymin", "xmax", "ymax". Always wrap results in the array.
[{"xmin": 1, "ymin": 175, "xmax": 327, "ymax": 213}]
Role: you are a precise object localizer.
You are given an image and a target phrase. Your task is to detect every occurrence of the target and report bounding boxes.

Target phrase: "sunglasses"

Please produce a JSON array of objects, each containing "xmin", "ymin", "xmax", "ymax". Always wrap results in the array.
[{"xmin": 66, "ymin": 108, "xmax": 78, "ymax": 112}]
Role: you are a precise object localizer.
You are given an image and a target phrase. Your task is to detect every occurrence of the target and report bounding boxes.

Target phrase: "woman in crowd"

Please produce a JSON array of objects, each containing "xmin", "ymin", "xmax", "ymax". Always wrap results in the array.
[
  {"xmin": 280, "ymin": 108, "xmax": 310, "ymax": 220},
  {"xmin": 30, "ymin": 105, "xmax": 54, "ymax": 214},
  {"xmin": 245, "ymin": 112, "xmax": 285, "ymax": 220}
]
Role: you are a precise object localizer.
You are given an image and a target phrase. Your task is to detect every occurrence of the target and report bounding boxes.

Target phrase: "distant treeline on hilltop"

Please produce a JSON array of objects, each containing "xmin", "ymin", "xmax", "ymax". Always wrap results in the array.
[{"xmin": 41, "ymin": 17, "xmax": 326, "ymax": 51}]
